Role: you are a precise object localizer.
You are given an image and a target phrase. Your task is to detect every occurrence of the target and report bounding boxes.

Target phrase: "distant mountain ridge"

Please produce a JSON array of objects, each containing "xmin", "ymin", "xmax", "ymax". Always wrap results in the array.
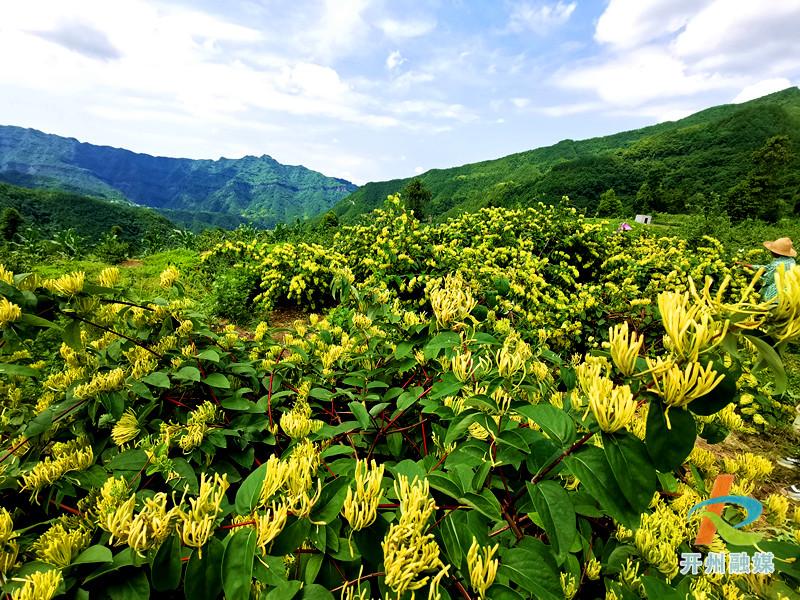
[
  {"xmin": 0, "ymin": 126, "xmax": 357, "ymax": 227},
  {"xmin": 335, "ymin": 87, "xmax": 800, "ymax": 219}
]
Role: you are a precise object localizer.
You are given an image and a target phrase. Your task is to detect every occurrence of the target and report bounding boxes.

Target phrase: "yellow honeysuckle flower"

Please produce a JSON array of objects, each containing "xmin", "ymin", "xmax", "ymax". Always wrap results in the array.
[
  {"xmin": 0, "ymin": 297, "xmax": 22, "ymax": 327},
  {"xmin": 607, "ymin": 322, "xmax": 643, "ymax": 376},
  {"xmin": 342, "ymin": 459, "xmax": 384, "ymax": 531},
  {"xmin": 467, "ymin": 537, "xmax": 499, "ymax": 598}
]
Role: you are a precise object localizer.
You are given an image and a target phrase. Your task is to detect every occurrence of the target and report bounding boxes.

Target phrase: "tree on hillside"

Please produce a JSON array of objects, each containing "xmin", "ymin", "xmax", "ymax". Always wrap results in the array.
[
  {"xmin": 0, "ymin": 207, "xmax": 23, "ymax": 241},
  {"xmin": 401, "ymin": 179, "xmax": 432, "ymax": 220},
  {"xmin": 321, "ymin": 210, "xmax": 339, "ymax": 229},
  {"xmin": 596, "ymin": 188, "xmax": 624, "ymax": 217},
  {"xmin": 633, "ymin": 182, "xmax": 654, "ymax": 214},
  {"xmin": 726, "ymin": 135, "xmax": 793, "ymax": 222}
]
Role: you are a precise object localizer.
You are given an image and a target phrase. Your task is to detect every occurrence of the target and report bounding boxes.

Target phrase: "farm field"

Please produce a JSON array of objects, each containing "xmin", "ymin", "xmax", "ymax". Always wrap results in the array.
[{"xmin": 0, "ymin": 199, "xmax": 798, "ymax": 599}]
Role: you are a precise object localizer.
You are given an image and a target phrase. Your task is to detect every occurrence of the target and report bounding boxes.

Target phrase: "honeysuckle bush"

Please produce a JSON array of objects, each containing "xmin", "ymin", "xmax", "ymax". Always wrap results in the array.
[
  {"xmin": 0, "ymin": 250, "xmax": 799, "ymax": 600},
  {"xmin": 202, "ymin": 198, "xmax": 795, "ymax": 428}
]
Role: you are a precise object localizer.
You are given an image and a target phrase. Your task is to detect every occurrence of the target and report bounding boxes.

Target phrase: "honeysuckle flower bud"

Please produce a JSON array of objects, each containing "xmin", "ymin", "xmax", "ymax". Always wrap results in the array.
[
  {"xmin": 10, "ymin": 569, "xmax": 62, "ymax": 600},
  {"xmin": 255, "ymin": 501, "xmax": 288, "ymax": 553},
  {"xmin": 342, "ymin": 459, "xmax": 384, "ymax": 531},
  {"xmin": 657, "ymin": 291, "xmax": 728, "ymax": 362},
  {"xmin": 586, "ymin": 558, "xmax": 602, "ymax": 580},
  {"xmin": 607, "ymin": 322, "xmax": 643, "ymax": 376},
  {"xmin": 160, "ymin": 265, "xmax": 180, "ymax": 288},
  {"xmin": 45, "ymin": 271, "xmax": 85, "ymax": 296},
  {"xmin": 178, "ymin": 473, "xmax": 229, "ymax": 557},
  {"xmin": 560, "ymin": 572, "xmax": 577, "ymax": 599},
  {"xmin": 98, "ymin": 266, "xmax": 121, "ymax": 287},
  {"xmin": 112, "ymin": 408, "xmax": 140, "ymax": 446},
  {"xmin": 0, "ymin": 298, "xmax": 22, "ymax": 328},
  {"xmin": 32, "ymin": 521, "xmax": 91, "ymax": 567},
  {"xmin": 467, "ymin": 537, "xmax": 499, "ymax": 598},
  {"xmin": 585, "ymin": 378, "xmax": 636, "ymax": 433},
  {"xmin": 650, "ymin": 361, "xmax": 724, "ymax": 422}
]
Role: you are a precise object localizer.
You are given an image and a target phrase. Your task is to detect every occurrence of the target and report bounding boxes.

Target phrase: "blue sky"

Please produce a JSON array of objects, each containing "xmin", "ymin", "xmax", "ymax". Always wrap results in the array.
[{"xmin": 1, "ymin": 1, "xmax": 799, "ymax": 184}]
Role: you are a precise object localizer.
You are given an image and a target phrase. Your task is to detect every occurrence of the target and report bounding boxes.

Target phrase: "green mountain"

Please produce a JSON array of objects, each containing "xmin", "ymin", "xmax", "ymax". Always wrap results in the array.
[
  {"xmin": 0, "ymin": 181, "xmax": 176, "ymax": 244},
  {"xmin": 0, "ymin": 126, "xmax": 357, "ymax": 227},
  {"xmin": 336, "ymin": 87, "xmax": 800, "ymax": 219}
]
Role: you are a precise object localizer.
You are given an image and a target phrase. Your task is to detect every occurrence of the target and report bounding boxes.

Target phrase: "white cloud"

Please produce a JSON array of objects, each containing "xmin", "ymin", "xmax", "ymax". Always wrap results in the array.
[
  {"xmin": 557, "ymin": 47, "xmax": 733, "ymax": 106},
  {"xmin": 511, "ymin": 98, "xmax": 530, "ymax": 108},
  {"xmin": 594, "ymin": 0, "xmax": 706, "ymax": 49},
  {"xmin": 386, "ymin": 50, "xmax": 405, "ymax": 70},
  {"xmin": 558, "ymin": 0, "xmax": 800, "ymax": 113},
  {"xmin": 507, "ymin": 1, "xmax": 577, "ymax": 34},
  {"xmin": 732, "ymin": 78, "xmax": 794, "ymax": 103},
  {"xmin": 376, "ymin": 17, "xmax": 436, "ymax": 39},
  {"xmin": 414, "ymin": 166, "xmax": 424, "ymax": 174}
]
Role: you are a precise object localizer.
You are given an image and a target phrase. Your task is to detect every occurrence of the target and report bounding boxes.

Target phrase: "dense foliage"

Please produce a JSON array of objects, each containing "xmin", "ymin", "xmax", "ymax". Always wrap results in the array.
[
  {"xmin": 0, "ymin": 126, "xmax": 357, "ymax": 227},
  {"xmin": 0, "ymin": 200, "xmax": 798, "ymax": 600},
  {"xmin": 335, "ymin": 87, "xmax": 800, "ymax": 221}
]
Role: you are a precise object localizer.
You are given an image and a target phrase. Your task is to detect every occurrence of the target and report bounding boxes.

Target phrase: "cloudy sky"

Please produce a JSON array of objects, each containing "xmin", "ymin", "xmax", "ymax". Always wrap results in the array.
[{"xmin": 1, "ymin": 0, "xmax": 799, "ymax": 184}]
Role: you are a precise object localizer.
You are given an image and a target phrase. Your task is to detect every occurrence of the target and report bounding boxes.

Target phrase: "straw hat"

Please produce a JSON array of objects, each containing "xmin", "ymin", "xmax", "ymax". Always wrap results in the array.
[{"xmin": 763, "ymin": 237, "xmax": 797, "ymax": 257}]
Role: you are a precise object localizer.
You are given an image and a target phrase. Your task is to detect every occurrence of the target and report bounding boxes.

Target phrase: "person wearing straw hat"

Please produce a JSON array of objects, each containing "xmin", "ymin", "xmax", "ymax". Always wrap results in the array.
[
  {"xmin": 742, "ymin": 237, "xmax": 800, "ymax": 496},
  {"xmin": 741, "ymin": 237, "xmax": 796, "ymax": 300}
]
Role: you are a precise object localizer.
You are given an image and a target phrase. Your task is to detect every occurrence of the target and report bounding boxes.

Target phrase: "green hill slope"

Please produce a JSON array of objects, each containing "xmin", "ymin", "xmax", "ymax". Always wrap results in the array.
[
  {"xmin": 335, "ymin": 87, "xmax": 800, "ymax": 219},
  {"xmin": 0, "ymin": 182, "xmax": 176, "ymax": 244},
  {"xmin": 0, "ymin": 126, "xmax": 357, "ymax": 227}
]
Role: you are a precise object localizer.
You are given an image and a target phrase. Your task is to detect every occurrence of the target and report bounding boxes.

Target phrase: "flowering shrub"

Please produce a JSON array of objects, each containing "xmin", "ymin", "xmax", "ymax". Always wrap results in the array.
[{"xmin": 1, "ymin": 204, "xmax": 799, "ymax": 599}]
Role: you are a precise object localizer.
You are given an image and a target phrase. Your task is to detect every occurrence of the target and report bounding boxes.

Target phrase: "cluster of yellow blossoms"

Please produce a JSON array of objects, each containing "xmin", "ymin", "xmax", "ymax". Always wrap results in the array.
[
  {"xmin": 382, "ymin": 476, "xmax": 449, "ymax": 599},
  {"xmin": 21, "ymin": 437, "xmax": 94, "ymax": 497}
]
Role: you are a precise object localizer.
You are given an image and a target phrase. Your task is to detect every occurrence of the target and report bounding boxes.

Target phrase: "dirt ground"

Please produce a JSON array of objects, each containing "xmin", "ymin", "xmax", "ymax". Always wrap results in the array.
[{"xmin": 696, "ymin": 425, "xmax": 800, "ymax": 497}]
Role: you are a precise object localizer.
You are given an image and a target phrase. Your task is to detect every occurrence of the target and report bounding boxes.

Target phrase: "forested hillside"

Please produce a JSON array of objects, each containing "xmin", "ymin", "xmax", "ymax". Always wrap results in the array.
[
  {"xmin": 336, "ymin": 87, "xmax": 800, "ymax": 220},
  {"xmin": 0, "ymin": 182, "xmax": 175, "ymax": 244},
  {"xmin": 0, "ymin": 126, "xmax": 357, "ymax": 227}
]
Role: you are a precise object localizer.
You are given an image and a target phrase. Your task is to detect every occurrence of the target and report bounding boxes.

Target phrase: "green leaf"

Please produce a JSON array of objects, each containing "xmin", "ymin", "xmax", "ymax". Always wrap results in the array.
[
  {"xmin": 303, "ymin": 554, "xmax": 323, "ymax": 585},
  {"xmin": 348, "ymin": 401, "xmax": 371, "ymax": 430},
  {"xmin": 444, "ymin": 409, "xmax": 480, "ymax": 445},
  {"xmin": 527, "ymin": 480, "xmax": 576, "ymax": 563},
  {"xmin": 62, "ymin": 319, "xmax": 82, "ymax": 350},
  {"xmin": 689, "ymin": 363, "xmax": 738, "ymax": 416},
  {"xmin": 197, "ymin": 349, "xmax": 220, "ymax": 362},
  {"xmin": 151, "ymin": 534, "xmax": 181, "ymax": 591},
  {"xmin": 394, "ymin": 341, "xmax": 414, "ymax": 359},
  {"xmin": 18, "ymin": 313, "xmax": 58, "ymax": 329},
  {"xmin": 235, "ymin": 463, "xmax": 267, "ymax": 514},
  {"xmin": 423, "ymin": 331, "xmax": 460, "ymax": 360},
  {"xmin": 498, "ymin": 542, "xmax": 561, "ymax": 600},
  {"xmin": 514, "ymin": 404, "xmax": 576, "ymax": 447},
  {"xmin": 302, "ymin": 584, "xmax": 335, "ymax": 599},
  {"xmin": 439, "ymin": 510, "xmax": 469, "ymax": 569},
  {"xmin": 109, "ymin": 449, "xmax": 148, "ymax": 472},
  {"xmin": 202, "ymin": 373, "xmax": 230, "ymax": 388},
  {"xmin": 603, "ymin": 432, "xmax": 658, "ymax": 513},
  {"xmin": 142, "ymin": 371, "xmax": 170, "ymax": 388},
  {"xmin": 265, "ymin": 580, "xmax": 303, "ymax": 600},
  {"xmin": 272, "ymin": 518, "xmax": 311, "ymax": 555},
  {"xmin": 645, "ymin": 401, "xmax": 696, "ymax": 472},
  {"xmin": 222, "ymin": 528, "xmax": 257, "ymax": 600},
  {"xmin": 0, "ymin": 363, "xmax": 40, "ymax": 377},
  {"xmin": 564, "ymin": 446, "xmax": 639, "ymax": 528},
  {"xmin": 744, "ymin": 334, "xmax": 788, "ymax": 395},
  {"xmin": 107, "ymin": 570, "xmax": 150, "ymax": 600},
  {"xmin": 184, "ymin": 538, "xmax": 224, "ymax": 600},
  {"xmin": 72, "ymin": 545, "xmax": 113, "ymax": 566},
  {"xmin": 639, "ymin": 576, "xmax": 684, "ymax": 600},
  {"xmin": 497, "ymin": 429, "xmax": 530, "ymax": 453},
  {"xmin": 310, "ymin": 477, "xmax": 350, "ymax": 525},
  {"xmin": 174, "ymin": 366, "xmax": 201, "ymax": 382},
  {"xmin": 459, "ymin": 491, "xmax": 502, "ymax": 521},
  {"xmin": 430, "ymin": 373, "xmax": 462, "ymax": 400},
  {"xmin": 427, "ymin": 471, "xmax": 463, "ymax": 501}
]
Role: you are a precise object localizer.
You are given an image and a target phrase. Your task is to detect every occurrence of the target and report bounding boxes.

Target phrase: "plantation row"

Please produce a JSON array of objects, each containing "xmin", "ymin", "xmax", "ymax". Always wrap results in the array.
[{"xmin": 0, "ymin": 199, "xmax": 798, "ymax": 599}]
